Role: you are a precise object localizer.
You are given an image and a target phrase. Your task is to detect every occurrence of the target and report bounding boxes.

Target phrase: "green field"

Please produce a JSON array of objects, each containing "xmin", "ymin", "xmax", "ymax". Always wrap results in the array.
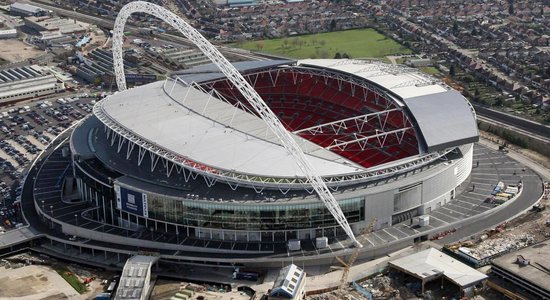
[
  {"xmin": 419, "ymin": 66, "xmax": 441, "ymax": 75},
  {"xmin": 56, "ymin": 268, "xmax": 87, "ymax": 294},
  {"xmin": 234, "ymin": 28, "xmax": 412, "ymax": 59}
]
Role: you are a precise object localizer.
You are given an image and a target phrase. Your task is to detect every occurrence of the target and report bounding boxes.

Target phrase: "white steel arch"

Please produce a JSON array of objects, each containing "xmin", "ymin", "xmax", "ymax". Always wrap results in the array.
[{"xmin": 112, "ymin": 1, "xmax": 360, "ymax": 247}]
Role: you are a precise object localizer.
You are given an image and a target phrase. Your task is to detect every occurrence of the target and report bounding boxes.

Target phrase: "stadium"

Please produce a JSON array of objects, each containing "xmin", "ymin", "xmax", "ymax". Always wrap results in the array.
[
  {"xmin": 23, "ymin": 1, "xmax": 479, "ymax": 267},
  {"xmin": 27, "ymin": 57, "xmax": 479, "ymax": 265}
]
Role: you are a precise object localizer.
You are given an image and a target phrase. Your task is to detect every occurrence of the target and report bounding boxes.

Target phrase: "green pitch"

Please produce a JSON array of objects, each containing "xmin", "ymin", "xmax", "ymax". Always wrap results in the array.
[{"xmin": 233, "ymin": 28, "xmax": 412, "ymax": 59}]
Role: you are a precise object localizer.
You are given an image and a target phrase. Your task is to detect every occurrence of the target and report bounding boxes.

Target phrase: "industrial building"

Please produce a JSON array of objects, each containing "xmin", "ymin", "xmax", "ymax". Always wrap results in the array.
[
  {"xmin": 153, "ymin": 47, "xmax": 210, "ymax": 69},
  {"xmin": 389, "ymin": 248, "xmax": 487, "ymax": 297},
  {"xmin": 24, "ymin": 16, "xmax": 90, "ymax": 35},
  {"xmin": 74, "ymin": 48, "xmax": 159, "ymax": 87},
  {"xmin": 0, "ymin": 29, "xmax": 17, "ymax": 39},
  {"xmin": 9, "ymin": 2, "xmax": 46, "ymax": 17},
  {"xmin": 491, "ymin": 240, "xmax": 550, "ymax": 299},
  {"xmin": 0, "ymin": 65, "xmax": 64, "ymax": 105}
]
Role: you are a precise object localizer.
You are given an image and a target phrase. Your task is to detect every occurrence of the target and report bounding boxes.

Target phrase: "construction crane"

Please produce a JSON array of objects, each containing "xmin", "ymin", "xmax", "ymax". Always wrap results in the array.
[{"xmin": 336, "ymin": 218, "xmax": 377, "ymax": 292}]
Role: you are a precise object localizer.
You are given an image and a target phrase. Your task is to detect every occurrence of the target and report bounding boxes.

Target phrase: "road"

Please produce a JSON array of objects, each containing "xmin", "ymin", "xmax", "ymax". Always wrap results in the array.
[{"xmin": 475, "ymin": 105, "xmax": 550, "ymax": 142}]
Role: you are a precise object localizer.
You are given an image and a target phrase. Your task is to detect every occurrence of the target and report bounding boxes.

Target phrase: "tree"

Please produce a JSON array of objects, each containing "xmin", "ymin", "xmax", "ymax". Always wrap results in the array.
[
  {"xmin": 334, "ymin": 52, "xmax": 342, "ymax": 59},
  {"xmin": 508, "ymin": 0, "xmax": 515, "ymax": 15},
  {"xmin": 452, "ymin": 21, "xmax": 459, "ymax": 33},
  {"xmin": 329, "ymin": 19, "xmax": 337, "ymax": 31},
  {"xmin": 449, "ymin": 64, "xmax": 456, "ymax": 77},
  {"xmin": 342, "ymin": 53, "xmax": 350, "ymax": 59},
  {"xmin": 474, "ymin": 88, "xmax": 481, "ymax": 98}
]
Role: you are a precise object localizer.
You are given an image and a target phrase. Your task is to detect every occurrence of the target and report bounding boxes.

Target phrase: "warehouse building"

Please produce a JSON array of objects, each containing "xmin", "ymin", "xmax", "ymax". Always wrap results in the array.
[
  {"xmin": 24, "ymin": 16, "xmax": 90, "ymax": 35},
  {"xmin": 9, "ymin": 2, "xmax": 46, "ymax": 17},
  {"xmin": 0, "ymin": 65, "xmax": 64, "ymax": 104},
  {"xmin": 491, "ymin": 241, "xmax": 550, "ymax": 299},
  {"xmin": 389, "ymin": 248, "xmax": 487, "ymax": 298},
  {"xmin": 0, "ymin": 29, "xmax": 17, "ymax": 39}
]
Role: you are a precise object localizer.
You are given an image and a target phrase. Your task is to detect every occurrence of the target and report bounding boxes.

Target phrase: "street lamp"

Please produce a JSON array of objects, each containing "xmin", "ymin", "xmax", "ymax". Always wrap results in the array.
[
  {"xmin": 74, "ymin": 214, "xmax": 78, "ymax": 226},
  {"xmin": 49, "ymin": 205, "xmax": 54, "ymax": 229},
  {"xmin": 41, "ymin": 200, "xmax": 45, "ymax": 222}
]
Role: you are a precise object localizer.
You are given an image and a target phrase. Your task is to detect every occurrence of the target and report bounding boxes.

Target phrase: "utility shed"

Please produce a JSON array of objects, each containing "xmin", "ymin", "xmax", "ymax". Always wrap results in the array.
[
  {"xmin": 389, "ymin": 248, "xmax": 487, "ymax": 297},
  {"xmin": 269, "ymin": 264, "xmax": 306, "ymax": 300}
]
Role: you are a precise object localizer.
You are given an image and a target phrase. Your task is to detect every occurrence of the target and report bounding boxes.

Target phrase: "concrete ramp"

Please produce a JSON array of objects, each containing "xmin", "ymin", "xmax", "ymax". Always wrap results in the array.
[{"xmin": 115, "ymin": 255, "xmax": 159, "ymax": 300}]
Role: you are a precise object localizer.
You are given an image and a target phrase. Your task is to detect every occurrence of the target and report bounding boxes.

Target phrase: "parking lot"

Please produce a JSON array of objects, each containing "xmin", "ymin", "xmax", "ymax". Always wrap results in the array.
[{"xmin": 0, "ymin": 94, "xmax": 97, "ymax": 234}]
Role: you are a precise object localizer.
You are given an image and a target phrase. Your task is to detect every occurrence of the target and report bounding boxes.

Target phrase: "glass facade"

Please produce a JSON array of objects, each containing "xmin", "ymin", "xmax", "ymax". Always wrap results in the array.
[
  {"xmin": 74, "ymin": 157, "xmax": 366, "ymax": 236},
  {"xmin": 147, "ymin": 193, "xmax": 364, "ymax": 231}
]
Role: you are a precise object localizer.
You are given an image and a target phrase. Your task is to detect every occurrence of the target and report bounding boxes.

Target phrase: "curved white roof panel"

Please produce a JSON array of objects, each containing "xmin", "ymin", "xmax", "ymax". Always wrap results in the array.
[
  {"xmin": 296, "ymin": 59, "xmax": 478, "ymax": 151},
  {"xmin": 97, "ymin": 80, "xmax": 364, "ymax": 178}
]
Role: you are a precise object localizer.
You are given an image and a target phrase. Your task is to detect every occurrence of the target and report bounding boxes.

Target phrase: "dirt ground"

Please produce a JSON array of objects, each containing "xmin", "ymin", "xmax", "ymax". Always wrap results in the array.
[
  {"xmin": 151, "ymin": 280, "xmax": 251, "ymax": 300},
  {"xmin": 0, "ymin": 39, "xmax": 44, "ymax": 63},
  {"xmin": 0, "ymin": 253, "xmax": 113, "ymax": 300},
  {"xmin": 0, "ymin": 265, "xmax": 78, "ymax": 300}
]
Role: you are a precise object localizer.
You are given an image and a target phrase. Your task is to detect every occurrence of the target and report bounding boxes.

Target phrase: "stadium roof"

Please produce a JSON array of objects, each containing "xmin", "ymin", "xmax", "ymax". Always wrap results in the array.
[
  {"xmin": 98, "ymin": 80, "xmax": 364, "ymax": 179},
  {"xmin": 173, "ymin": 59, "xmax": 295, "ymax": 83},
  {"xmin": 298, "ymin": 59, "xmax": 447, "ymax": 99},
  {"xmin": 98, "ymin": 59, "xmax": 478, "ymax": 183},
  {"xmin": 180, "ymin": 59, "xmax": 478, "ymax": 153},
  {"xmin": 404, "ymin": 91, "xmax": 478, "ymax": 152},
  {"xmin": 297, "ymin": 59, "xmax": 478, "ymax": 152}
]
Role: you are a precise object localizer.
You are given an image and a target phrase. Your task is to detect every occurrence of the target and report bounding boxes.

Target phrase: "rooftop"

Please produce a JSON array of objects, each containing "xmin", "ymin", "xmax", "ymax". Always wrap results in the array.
[
  {"xmin": 270, "ymin": 264, "xmax": 306, "ymax": 299},
  {"xmin": 97, "ymin": 80, "xmax": 363, "ymax": 180},
  {"xmin": 389, "ymin": 248, "xmax": 488, "ymax": 288},
  {"xmin": 10, "ymin": 2, "xmax": 43, "ymax": 14},
  {"xmin": 492, "ymin": 240, "xmax": 550, "ymax": 295},
  {"xmin": 298, "ymin": 59, "xmax": 448, "ymax": 99},
  {"xmin": 115, "ymin": 255, "xmax": 158, "ymax": 300}
]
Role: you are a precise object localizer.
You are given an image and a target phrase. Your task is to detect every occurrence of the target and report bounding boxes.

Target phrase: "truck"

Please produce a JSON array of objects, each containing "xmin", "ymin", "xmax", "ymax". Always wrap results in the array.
[{"xmin": 233, "ymin": 268, "xmax": 259, "ymax": 281}]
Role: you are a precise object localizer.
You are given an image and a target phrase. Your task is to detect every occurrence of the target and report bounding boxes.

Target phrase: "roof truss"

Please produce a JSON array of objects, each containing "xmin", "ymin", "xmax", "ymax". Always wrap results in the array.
[
  {"xmin": 327, "ymin": 127, "xmax": 414, "ymax": 151},
  {"xmin": 292, "ymin": 108, "xmax": 402, "ymax": 135}
]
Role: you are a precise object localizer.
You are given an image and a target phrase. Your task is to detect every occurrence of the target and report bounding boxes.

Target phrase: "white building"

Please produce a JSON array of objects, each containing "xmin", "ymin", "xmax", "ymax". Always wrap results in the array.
[
  {"xmin": 0, "ymin": 66, "xmax": 65, "ymax": 104},
  {"xmin": 10, "ymin": 2, "xmax": 45, "ymax": 17},
  {"xmin": 269, "ymin": 264, "xmax": 307, "ymax": 300},
  {"xmin": 0, "ymin": 29, "xmax": 17, "ymax": 39}
]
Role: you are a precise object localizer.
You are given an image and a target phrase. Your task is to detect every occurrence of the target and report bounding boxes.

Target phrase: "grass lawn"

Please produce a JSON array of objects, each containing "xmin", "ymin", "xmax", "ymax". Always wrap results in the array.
[
  {"xmin": 56, "ymin": 268, "xmax": 87, "ymax": 294},
  {"xmin": 419, "ymin": 66, "xmax": 441, "ymax": 75},
  {"xmin": 233, "ymin": 28, "xmax": 412, "ymax": 59}
]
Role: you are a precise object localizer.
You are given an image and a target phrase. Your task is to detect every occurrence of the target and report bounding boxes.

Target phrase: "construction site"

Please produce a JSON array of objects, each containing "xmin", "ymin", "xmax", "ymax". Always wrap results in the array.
[{"xmin": 304, "ymin": 179, "xmax": 550, "ymax": 300}]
